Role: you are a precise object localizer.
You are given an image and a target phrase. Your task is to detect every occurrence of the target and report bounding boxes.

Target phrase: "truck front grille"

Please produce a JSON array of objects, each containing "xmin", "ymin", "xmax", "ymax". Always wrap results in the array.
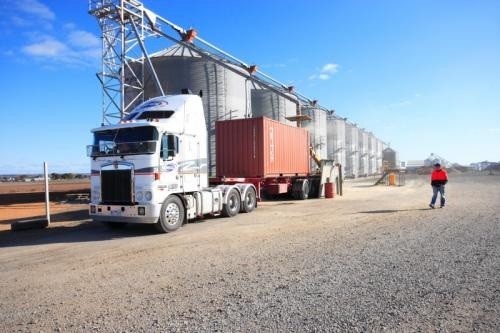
[{"xmin": 101, "ymin": 169, "xmax": 133, "ymax": 204}]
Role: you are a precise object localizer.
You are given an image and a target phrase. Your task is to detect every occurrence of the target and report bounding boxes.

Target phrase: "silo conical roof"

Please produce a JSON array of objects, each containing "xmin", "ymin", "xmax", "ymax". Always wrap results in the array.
[{"xmin": 150, "ymin": 44, "xmax": 202, "ymax": 58}]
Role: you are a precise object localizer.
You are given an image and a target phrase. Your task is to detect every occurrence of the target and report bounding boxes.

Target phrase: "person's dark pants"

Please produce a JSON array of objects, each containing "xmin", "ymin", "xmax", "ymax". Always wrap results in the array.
[{"xmin": 431, "ymin": 185, "xmax": 446, "ymax": 207}]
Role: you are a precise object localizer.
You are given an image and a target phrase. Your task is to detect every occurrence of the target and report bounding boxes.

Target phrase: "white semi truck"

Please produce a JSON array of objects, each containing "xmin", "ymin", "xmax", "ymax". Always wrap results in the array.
[{"xmin": 87, "ymin": 94, "xmax": 257, "ymax": 232}]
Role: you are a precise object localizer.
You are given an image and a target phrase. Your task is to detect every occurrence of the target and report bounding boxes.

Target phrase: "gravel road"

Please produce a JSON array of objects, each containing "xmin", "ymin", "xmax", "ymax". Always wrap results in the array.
[{"xmin": 0, "ymin": 173, "xmax": 498, "ymax": 332}]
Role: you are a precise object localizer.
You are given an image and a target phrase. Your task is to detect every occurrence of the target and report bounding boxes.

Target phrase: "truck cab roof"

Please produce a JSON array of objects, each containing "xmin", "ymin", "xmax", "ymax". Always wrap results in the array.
[{"xmin": 91, "ymin": 94, "xmax": 205, "ymax": 135}]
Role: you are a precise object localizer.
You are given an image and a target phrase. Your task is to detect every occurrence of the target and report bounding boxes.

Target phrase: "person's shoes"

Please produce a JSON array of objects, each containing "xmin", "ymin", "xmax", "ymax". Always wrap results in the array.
[
  {"xmin": 429, "ymin": 204, "xmax": 435, "ymax": 209},
  {"xmin": 440, "ymin": 205, "xmax": 445, "ymax": 208}
]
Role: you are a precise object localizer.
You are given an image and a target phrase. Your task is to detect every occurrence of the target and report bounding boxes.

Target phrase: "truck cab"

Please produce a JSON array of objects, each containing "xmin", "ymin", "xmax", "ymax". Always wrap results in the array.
[{"xmin": 87, "ymin": 94, "xmax": 256, "ymax": 232}]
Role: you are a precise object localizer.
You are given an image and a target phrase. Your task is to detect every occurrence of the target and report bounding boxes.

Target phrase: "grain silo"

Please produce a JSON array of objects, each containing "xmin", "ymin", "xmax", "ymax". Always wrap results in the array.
[
  {"xmin": 345, "ymin": 123, "xmax": 359, "ymax": 178},
  {"xmin": 302, "ymin": 107, "xmax": 327, "ymax": 172},
  {"xmin": 250, "ymin": 88, "xmax": 298, "ymax": 127},
  {"xmin": 358, "ymin": 129, "xmax": 369, "ymax": 177},
  {"xmin": 369, "ymin": 133, "xmax": 378, "ymax": 175},
  {"xmin": 125, "ymin": 45, "xmax": 251, "ymax": 175},
  {"xmin": 376, "ymin": 139, "xmax": 384, "ymax": 173},
  {"xmin": 326, "ymin": 115, "xmax": 346, "ymax": 169},
  {"xmin": 383, "ymin": 147, "xmax": 399, "ymax": 169}
]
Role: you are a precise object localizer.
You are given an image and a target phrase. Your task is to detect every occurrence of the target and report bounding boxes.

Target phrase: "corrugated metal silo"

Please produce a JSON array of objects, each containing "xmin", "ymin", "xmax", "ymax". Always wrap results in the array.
[
  {"xmin": 345, "ymin": 123, "xmax": 359, "ymax": 178},
  {"xmin": 125, "ymin": 45, "xmax": 251, "ymax": 176},
  {"xmin": 383, "ymin": 147, "xmax": 399, "ymax": 169},
  {"xmin": 369, "ymin": 133, "xmax": 377, "ymax": 175},
  {"xmin": 250, "ymin": 88, "xmax": 297, "ymax": 127},
  {"xmin": 376, "ymin": 139, "xmax": 384, "ymax": 173},
  {"xmin": 302, "ymin": 107, "xmax": 327, "ymax": 171},
  {"xmin": 358, "ymin": 129, "xmax": 369, "ymax": 177},
  {"xmin": 326, "ymin": 115, "xmax": 346, "ymax": 169}
]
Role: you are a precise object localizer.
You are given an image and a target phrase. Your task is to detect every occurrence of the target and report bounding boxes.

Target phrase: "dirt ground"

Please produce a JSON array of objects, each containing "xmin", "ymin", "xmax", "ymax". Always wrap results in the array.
[
  {"xmin": 0, "ymin": 180, "xmax": 89, "ymax": 231},
  {"xmin": 0, "ymin": 180, "xmax": 89, "ymax": 195},
  {"xmin": 0, "ymin": 173, "xmax": 498, "ymax": 332}
]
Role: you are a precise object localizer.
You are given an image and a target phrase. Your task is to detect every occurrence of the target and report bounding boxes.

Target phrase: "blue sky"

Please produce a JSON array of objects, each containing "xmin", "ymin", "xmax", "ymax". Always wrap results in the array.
[{"xmin": 0, "ymin": 0, "xmax": 499, "ymax": 174}]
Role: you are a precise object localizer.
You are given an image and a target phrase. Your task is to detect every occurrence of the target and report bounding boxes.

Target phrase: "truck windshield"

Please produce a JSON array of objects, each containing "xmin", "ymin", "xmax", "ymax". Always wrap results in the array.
[{"xmin": 87, "ymin": 126, "xmax": 158, "ymax": 157}]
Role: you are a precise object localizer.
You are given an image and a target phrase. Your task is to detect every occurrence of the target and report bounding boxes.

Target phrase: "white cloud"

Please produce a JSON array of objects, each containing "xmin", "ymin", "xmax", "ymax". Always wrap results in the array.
[
  {"xmin": 3, "ymin": 1, "xmax": 100, "ymax": 68},
  {"xmin": 80, "ymin": 48, "xmax": 101, "ymax": 60},
  {"xmin": 322, "ymin": 63, "xmax": 339, "ymax": 74},
  {"xmin": 68, "ymin": 30, "xmax": 100, "ymax": 48},
  {"xmin": 16, "ymin": 0, "xmax": 55, "ymax": 21},
  {"xmin": 22, "ymin": 37, "xmax": 67, "ymax": 57},
  {"xmin": 21, "ymin": 33, "xmax": 100, "ymax": 67},
  {"xmin": 20, "ymin": 26, "xmax": 101, "ymax": 67},
  {"xmin": 309, "ymin": 62, "xmax": 340, "ymax": 80}
]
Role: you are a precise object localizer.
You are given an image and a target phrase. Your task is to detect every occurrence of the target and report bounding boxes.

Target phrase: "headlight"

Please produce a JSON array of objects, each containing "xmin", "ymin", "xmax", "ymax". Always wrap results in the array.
[
  {"xmin": 136, "ymin": 191, "xmax": 143, "ymax": 201},
  {"xmin": 145, "ymin": 191, "xmax": 152, "ymax": 201}
]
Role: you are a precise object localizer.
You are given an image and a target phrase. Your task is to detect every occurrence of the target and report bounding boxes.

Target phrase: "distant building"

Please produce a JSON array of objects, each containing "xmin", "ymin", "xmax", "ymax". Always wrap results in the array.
[
  {"xmin": 24, "ymin": 176, "xmax": 45, "ymax": 182},
  {"xmin": 425, "ymin": 153, "xmax": 451, "ymax": 168},
  {"xmin": 382, "ymin": 147, "xmax": 399, "ymax": 169},
  {"xmin": 470, "ymin": 161, "xmax": 500, "ymax": 171},
  {"xmin": 406, "ymin": 160, "xmax": 425, "ymax": 168}
]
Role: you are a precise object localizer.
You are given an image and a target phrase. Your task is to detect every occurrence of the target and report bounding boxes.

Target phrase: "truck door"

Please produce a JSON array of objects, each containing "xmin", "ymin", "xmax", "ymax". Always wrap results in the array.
[{"xmin": 160, "ymin": 134, "xmax": 181, "ymax": 192}]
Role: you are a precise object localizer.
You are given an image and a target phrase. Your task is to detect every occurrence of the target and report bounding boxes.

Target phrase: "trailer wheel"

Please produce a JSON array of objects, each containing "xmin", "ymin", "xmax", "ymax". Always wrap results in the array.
[
  {"xmin": 292, "ymin": 179, "xmax": 309, "ymax": 200},
  {"xmin": 222, "ymin": 188, "xmax": 241, "ymax": 217},
  {"xmin": 300, "ymin": 179, "xmax": 310, "ymax": 200},
  {"xmin": 241, "ymin": 188, "xmax": 256, "ymax": 213},
  {"xmin": 155, "ymin": 195, "xmax": 184, "ymax": 233},
  {"xmin": 308, "ymin": 178, "xmax": 320, "ymax": 198}
]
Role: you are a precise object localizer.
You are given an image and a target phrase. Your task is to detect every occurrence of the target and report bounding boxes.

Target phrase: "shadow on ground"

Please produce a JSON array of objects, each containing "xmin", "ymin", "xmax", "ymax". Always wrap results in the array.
[
  {"xmin": 0, "ymin": 212, "xmax": 161, "ymax": 248},
  {"xmin": 1, "ymin": 208, "xmax": 90, "ymax": 225},
  {"xmin": 357, "ymin": 208, "xmax": 431, "ymax": 214}
]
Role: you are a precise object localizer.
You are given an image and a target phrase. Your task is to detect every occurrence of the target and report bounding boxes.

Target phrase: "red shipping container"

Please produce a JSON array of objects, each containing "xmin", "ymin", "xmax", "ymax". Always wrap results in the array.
[{"xmin": 216, "ymin": 117, "xmax": 310, "ymax": 178}]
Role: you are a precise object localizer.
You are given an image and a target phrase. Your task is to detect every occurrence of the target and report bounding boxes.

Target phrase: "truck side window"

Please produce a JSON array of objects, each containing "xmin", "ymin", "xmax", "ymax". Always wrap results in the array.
[{"xmin": 161, "ymin": 134, "xmax": 179, "ymax": 160}]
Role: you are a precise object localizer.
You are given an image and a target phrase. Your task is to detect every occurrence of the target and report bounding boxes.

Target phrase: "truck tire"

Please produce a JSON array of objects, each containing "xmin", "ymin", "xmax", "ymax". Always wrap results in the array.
[
  {"xmin": 155, "ymin": 195, "xmax": 184, "ymax": 233},
  {"xmin": 308, "ymin": 178, "xmax": 320, "ymax": 198},
  {"xmin": 222, "ymin": 188, "xmax": 241, "ymax": 217},
  {"xmin": 299, "ymin": 179, "xmax": 309, "ymax": 200},
  {"xmin": 241, "ymin": 188, "xmax": 256, "ymax": 213},
  {"xmin": 292, "ymin": 179, "xmax": 309, "ymax": 200}
]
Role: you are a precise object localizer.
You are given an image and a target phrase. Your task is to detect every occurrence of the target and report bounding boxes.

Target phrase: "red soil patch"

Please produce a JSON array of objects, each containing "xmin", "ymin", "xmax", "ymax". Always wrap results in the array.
[{"xmin": 0, "ymin": 180, "xmax": 91, "ymax": 230}]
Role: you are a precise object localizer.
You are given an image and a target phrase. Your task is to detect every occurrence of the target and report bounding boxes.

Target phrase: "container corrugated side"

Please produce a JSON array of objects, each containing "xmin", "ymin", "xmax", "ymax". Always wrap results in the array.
[{"xmin": 216, "ymin": 117, "xmax": 310, "ymax": 178}]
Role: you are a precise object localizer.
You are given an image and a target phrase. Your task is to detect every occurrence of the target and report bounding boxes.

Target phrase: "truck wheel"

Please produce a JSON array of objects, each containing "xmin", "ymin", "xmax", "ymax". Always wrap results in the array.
[
  {"xmin": 299, "ymin": 179, "xmax": 309, "ymax": 200},
  {"xmin": 308, "ymin": 178, "xmax": 320, "ymax": 198},
  {"xmin": 292, "ymin": 179, "xmax": 309, "ymax": 200},
  {"xmin": 241, "ymin": 188, "xmax": 256, "ymax": 213},
  {"xmin": 155, "ymin": 195, "xmax": 184, "ymax": 233},
  {"xmin": 222, "ymin": 188, "xmax": 241, "ymax": 217}
]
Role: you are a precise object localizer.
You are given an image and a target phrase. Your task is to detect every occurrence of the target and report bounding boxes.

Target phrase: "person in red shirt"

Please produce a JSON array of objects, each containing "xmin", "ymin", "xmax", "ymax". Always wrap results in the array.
[{"xmin": 429, "ymin": 162, "xmax": 448, "ymax": 209}]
